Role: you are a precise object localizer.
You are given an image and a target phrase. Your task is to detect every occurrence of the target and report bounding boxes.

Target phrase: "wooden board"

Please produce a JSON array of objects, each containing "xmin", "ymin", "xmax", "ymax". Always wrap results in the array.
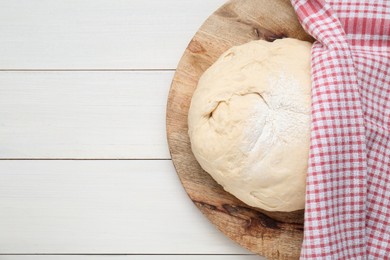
[{"xmin": 166, "ymin": 0, "xmax": 314, "ymax": 259}]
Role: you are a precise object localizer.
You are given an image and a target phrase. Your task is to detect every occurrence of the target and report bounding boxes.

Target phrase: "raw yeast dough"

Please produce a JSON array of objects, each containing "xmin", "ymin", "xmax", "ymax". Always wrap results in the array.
[{"xmin": 188, "ymin": 38, "xmax": 312, "ymax": 212}]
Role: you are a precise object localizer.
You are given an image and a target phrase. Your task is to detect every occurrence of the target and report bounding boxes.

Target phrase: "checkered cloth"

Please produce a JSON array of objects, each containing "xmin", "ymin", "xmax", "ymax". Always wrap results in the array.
[{"xmin": 289, "ymin": 0, "xmax": 390, "ymax": 259}]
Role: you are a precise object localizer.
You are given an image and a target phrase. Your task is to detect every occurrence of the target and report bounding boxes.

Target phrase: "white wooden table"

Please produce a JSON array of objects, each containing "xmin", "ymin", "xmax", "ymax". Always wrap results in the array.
[{"xmin": 0, "ymin": 1, "xmax": 265, "ymax": 259}]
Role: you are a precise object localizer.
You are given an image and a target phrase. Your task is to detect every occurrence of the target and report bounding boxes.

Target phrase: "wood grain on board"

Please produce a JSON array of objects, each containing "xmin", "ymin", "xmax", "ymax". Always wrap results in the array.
[{"xmin": 166, "ymin": 0, "xmax": 314, "ymax": 259}]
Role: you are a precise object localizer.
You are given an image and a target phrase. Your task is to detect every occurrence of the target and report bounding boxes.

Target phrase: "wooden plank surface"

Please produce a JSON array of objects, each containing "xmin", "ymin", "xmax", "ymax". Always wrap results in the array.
[
  {"xmin": 0, "ymin": 71, "xmax": 171, "ymax": 159},
  {"xmin": 0, "ymin": 160, "xmax": 252, "ymax": 254},
  {"xmin": 0, "ymin": 0, "xmax": 225, "ymax": 70},
  {"xmin": 0, "ymin": 0, "xmax": 271, "ymax": 259}
]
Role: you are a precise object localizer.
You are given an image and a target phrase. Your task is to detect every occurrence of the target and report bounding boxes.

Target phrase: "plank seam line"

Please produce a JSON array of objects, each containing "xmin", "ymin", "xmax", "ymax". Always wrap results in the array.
[
  {"xmin": 0, "ymin": 69, "xmax": 175, "ymax": 72},
  {"xmin": 0, "ymin": 254, "xmax": 255, "ymax": 256},
  {"xmin": 0, "ymin": 158, "xmax": 172, "ymax": 161}
]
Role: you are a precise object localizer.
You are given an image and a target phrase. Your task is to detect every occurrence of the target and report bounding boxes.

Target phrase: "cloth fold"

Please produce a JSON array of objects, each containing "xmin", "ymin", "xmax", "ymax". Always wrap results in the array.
[{"xmin": 289, "ymin": 0, "xmax": 390, "ymax": 258}]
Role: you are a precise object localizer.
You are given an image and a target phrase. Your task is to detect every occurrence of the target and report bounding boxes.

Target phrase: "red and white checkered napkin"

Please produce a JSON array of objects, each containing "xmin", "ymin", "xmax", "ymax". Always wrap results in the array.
[{"xmin": 289, "ymin": 0, "xmax": 390, "ymax": 259}]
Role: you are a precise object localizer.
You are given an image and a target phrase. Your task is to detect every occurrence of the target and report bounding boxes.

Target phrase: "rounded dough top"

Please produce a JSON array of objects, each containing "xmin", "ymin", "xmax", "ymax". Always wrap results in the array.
[{"xmin": 188, "ymin": 38, "xmax": 312, "ymax": 212}]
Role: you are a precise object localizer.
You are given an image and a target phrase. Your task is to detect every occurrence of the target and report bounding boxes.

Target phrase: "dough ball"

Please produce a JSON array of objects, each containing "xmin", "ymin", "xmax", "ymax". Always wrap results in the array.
[{"xmin": 188, "ymin": 38, "xmax": 312, "ymax": 212}]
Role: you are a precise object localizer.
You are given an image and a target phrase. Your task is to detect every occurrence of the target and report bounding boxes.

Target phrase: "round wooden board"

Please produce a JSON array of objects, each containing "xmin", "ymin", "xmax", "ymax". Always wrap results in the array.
[{"xmin": 166, "ymin": 0, "xmax": 313, "ymax": 259}]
